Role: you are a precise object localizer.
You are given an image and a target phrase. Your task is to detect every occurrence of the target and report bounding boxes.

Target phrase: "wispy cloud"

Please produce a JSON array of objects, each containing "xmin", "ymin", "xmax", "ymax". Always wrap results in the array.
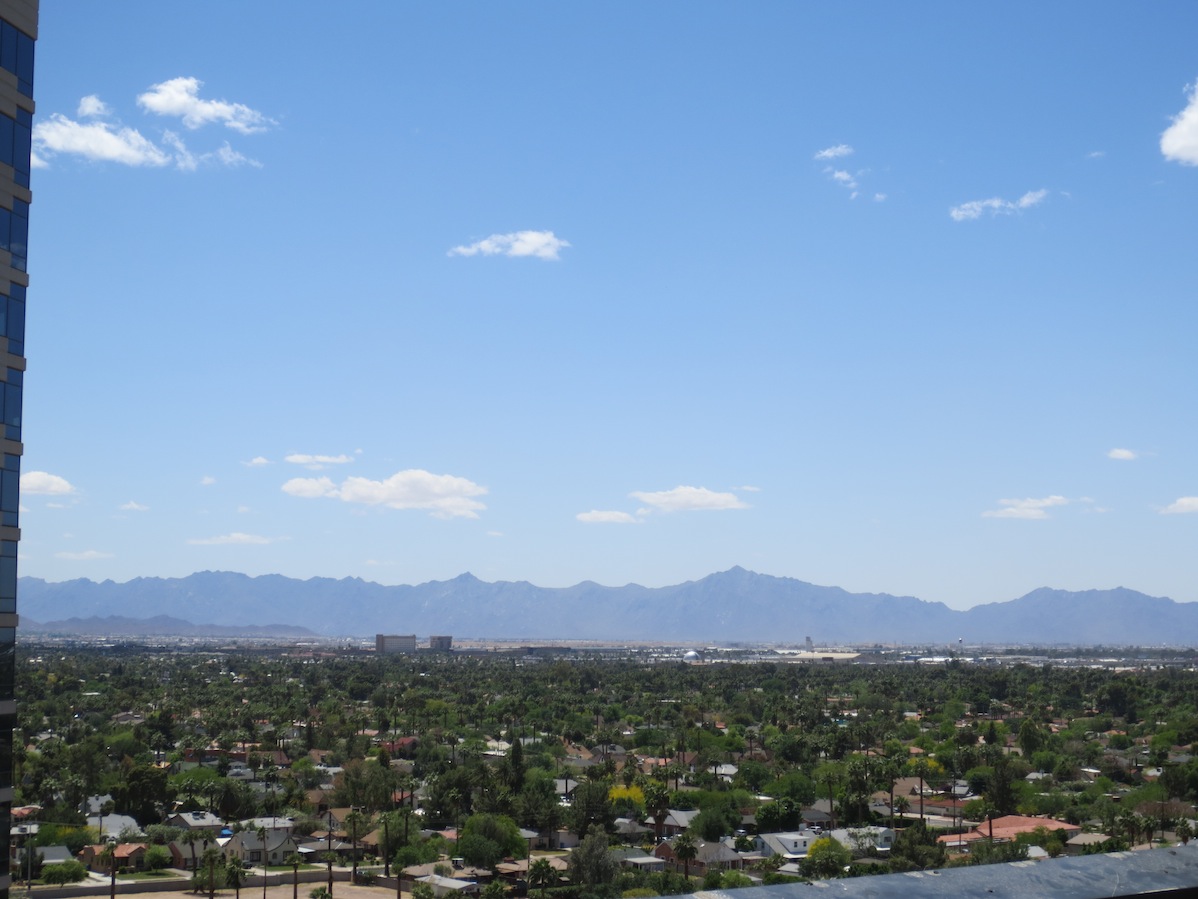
[
  {"xmin": 1161, "ymin": 497, "xmax": 1198, "ymax": 515},
  {"xmin": 187, "ymin": 532, "xmax": 279, "ymax": 545},
  {"xmin": 576, "ymin": 510, "xmax": 639, "ymax": 524},
  {"xmin": 1107, "ymin": 448, "xmax": 1138, "ymax": 461},
  {"xmin": 33, "ymin": 114, "xmax": 170, "ymax": 167},
  {"xmin": 55, "ymin": 549, "xmax": 113, "ymax": 560},
  {"xmin": 243, "ymin": 456, "xmax": 272, "ymax": 467},
  {"xmin": 199, "ymin": 475, "xmax": 216, "ymax": 486},
  {"xmin": 119, "ymin": 500, "xmax": 149, "ymax": 512},
  {"xmin": 137, "ymin": 77, "xmax": 274, "ymax": 134},
  {"xmin": 20, "ymin": 471, "xmax": 76, "ymax": 495},
  {"xmin": 282, "ymin": 469, "xmax": 488, "ymax": 519},
  {"xmin": 34, "ymin": 80, "xmax": 268, "ymax": 171},
  {"xmin": 1161, "ymin": 80, "xmax": 1198, "ymax": 165},
  {"xmin": 950, "ymin": 189, "xmax": 1048, "ymax": 221},
  {"xmin": 284, "ymin": 453, "xmax": 353, "ymax": 470},
  {"xmin": 814, "ymin": 144, "xmax": 854, "ymax": 160},
  {"xmin": 982, "ymin": 495, "xmax": 1068, "ymax": 519},
  {"xmin": 448, "ymin": 230, "xmax": 570, "ymax": 261},
  {"xmin": 630, "ymin": 485, "xmax": 749, "ymax": 513}
]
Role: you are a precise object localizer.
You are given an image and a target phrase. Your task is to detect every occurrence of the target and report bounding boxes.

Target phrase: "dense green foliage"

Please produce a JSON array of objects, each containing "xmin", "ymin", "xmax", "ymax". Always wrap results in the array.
[{"xmin": 14, "ymin": 641, "xmax": 1198, "ymax": 882}]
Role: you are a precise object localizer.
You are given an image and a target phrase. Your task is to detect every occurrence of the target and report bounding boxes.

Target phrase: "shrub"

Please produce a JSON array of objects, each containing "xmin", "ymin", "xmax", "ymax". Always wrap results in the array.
[{"xmin": 41, "ymin": 861, "xmax": 88, "ymax": 885}]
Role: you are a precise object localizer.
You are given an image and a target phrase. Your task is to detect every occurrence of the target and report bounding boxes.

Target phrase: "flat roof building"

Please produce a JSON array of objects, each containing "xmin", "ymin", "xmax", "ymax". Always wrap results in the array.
[{"xmin": 376, "ymin": 634, "xmax": 417, "ymax": 654}]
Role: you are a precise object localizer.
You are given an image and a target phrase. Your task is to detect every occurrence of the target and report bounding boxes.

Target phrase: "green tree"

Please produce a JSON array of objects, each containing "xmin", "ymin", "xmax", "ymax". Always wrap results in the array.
[
  {"xmin": 528, "ymin": 857, "xmax": 556, "ymax": 898},
  {"xmin": 671, "ymin": 832, "xmax": 697, "ymax": 881},
  {"xmin": 41, "ymin": 861, "xmax": 88, "ymax": 885},
  {"xmin": 568, "ymin": 825, "xmax": 617, "ymax": 892},
  {"xmin": 286, "ymin": 852, "xmax": 303, "ymax": 899},
  {"xmin": 803, "ymin": 836, "xmax": 850, "ymax": 879},
  {"xmin": 144, "ymin": 844, "xmax": 172, "ymax": 873},
  {"xmin": 226, "ymin": 858, "xmax": 247, "ymax": 899}
]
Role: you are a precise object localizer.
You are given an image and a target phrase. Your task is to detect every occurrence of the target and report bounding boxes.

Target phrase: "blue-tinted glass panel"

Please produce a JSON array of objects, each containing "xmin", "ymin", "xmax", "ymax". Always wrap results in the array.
[
  {"xmin": 0, "ymin": 23, "xmax": 14, "ymax": 76},
  {"xmin": 3, "ymin": 383, "xmax": 18, "ymax": 427},
  {"xmin": 14, "ymin": 30, "xmax": 32, "ymax": 96},
  {"xmin": 5, "ymin": 297, "xmax": 22, "ymax": 355},
  {"xmin": 0, "ymin": 640, "xmax": 11, "ymax": 691},
  {"xmin": 4, "ymin": 369, "xmax": 19, "ymax": 388},
  {"xmin": 0, "ymin": 115, "xmax": 12, "ymax": 169},
  {"xmin": 13, "ymin": 113, "xmax": 30, "ymax": 188},
  {"xmin": 9, "ymin": 212, "xmax": 25, "ymax": 271}
]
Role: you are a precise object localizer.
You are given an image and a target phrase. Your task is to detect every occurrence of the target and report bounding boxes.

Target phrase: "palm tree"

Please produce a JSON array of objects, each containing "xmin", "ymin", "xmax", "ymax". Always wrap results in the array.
[
  {"xmin": 672, "ymin": 833, "xmax": 697, "ymax": 880},
  {"xmin": 181, "ymin": 830, "xmax": 199, "ymax": 873},
  {"xmin": 285, "ymin": 852, "xmax": 303, "ymax": 899},
  {"xmin": 528, "ymin": 857, "xmax": 555, "ymax": 898},
  {"xmin": 225, "ymin": 858, "xmax": 246, "ymax": 899},
  {"xmin": 643, "ymin": 781, "xmax": 669, "ymax": 843},
  {"xmin": 257, "ymin": 826, "xmax": 269, "ymax": 899}
]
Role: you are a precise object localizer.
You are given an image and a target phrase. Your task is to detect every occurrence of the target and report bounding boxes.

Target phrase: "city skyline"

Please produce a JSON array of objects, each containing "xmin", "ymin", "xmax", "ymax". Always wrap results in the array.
[{"xmin": 19, "ymin": 2, "xmax": 1198, "ymax": 611}]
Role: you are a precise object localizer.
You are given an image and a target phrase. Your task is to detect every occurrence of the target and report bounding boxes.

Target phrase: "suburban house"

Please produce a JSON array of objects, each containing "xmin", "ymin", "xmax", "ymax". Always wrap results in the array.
[
  {"xmin": 222, "ymin": 828, "xmax": 302, "ymax": 867},
  {"xmin": 654, "ymin": 836, "xmax": 743, "ymax": 876},
  {"xmin": 166, "ymin": 810, "xmax": 224, "ymax": 831},
  {"xmin": 168, "ymin": 836, "xmax": 222, "ymax": 871},
  {"xmin": 755, "ymin": 830, "xmax": 816, "ymax": 861},
  {"xmin": 79, "ymin": 843, "xmax": 148, "ymax": 873},
  {"xmin": 937, "ymin": 815, "xmax": 1079, "ymax": 850},
  {"xmin": 828, "ymin": 826, "xmax": 895, "ymax": 857}
]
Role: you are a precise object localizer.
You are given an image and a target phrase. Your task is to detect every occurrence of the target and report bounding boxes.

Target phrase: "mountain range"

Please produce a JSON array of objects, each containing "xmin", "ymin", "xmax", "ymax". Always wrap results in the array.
[{"xmin": 16, "ymin": 568, "xmax": 1198, "ymax": 646}]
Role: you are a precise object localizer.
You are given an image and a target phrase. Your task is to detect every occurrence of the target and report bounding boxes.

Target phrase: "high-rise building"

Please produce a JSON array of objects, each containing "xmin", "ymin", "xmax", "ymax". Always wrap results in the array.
[
  {"xmin": 376, "ymin": 633, "xmax": 417, "ymax": 654},
  {"xmin": 0, "ymin": 2, "xmax": 34, "ymax": 896}
]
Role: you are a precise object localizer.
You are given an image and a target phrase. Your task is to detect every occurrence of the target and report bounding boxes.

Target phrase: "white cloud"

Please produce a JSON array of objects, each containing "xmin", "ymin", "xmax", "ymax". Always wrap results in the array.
[
  {"xmin": 237, "ymin": 505, "xmax": 251, "ymax": 513},
  {"xmin": 1107, "ymin": 448, "xmax": 1138, "ymax": 460},
  {"xmin": 283, "ymin": 468, "xmax": 488, "ymax": 519},
  {"xmin": 200, "ymin": 475, "xmax": 216, "ymax": 486},
  {"xmin": 1161, "ymin": 497, "xmax": 1198, "ymax": 515},
  {"xmin": 814, "ymin": 144, "xmax": 854, "ymax": 160},
  {"xmin": 630, "ymin": 485, "xmax": 749, "ymax": 512},
  {"xmin": 55, "ymin": 550, "xmax": 113, "ymax": 560},
  {"xmin": 77, "ymin": 95, "xmax": 110, "ymax": 118},
  {"xmin": 982, "ymin": 495, "xmax": 1069, "ymax": 520},
  {"xmin": 874, "ymin": 193, "xmax": 887, "ymax": 202},
  {"xmin": 486, "ymin": 530, "xmax": 503, "ymax": 537},
  {"xmin": 187, "ymin": 532, "xmax": 276, "ymax": 545},
  {"xmin": 576, "ymin": 510, "xmax": 639, "ymax": 524},
  {"xmin": 137, "ymin": 76, "xmax": 274, "ymax": 134},
  {"xmin": 1087, "ymin": 150, "xmax": 1105, "ymax": 159},
  {"xmin": 165, "ymin": 130, "xmax": 260, "ymax": 171},
  {"xmin": 1161, "ymin": 81, "xmax": 1198, "ymax": 165},
  {"xmin": 281, "ymin": 476, "xmax": 337, "ymax": 499},
  {"xmin": 119, "ymin": 500, "xmax": 149, "ymax": 512},
  {"xmin": 738, "ymin": 485, "xmax": 762, "ymax": 493},
  {"xmin": 448, "ymin": 230, "xmax": 570, "ymax": 261},
  {"xmin": 828, "ymin": 168, "xmax": 858, "ymax": 190},
  {"xmin": 20, "ymin": 471, "xmax": 76, "ymax": 495},
  {"xmin": 216, "ymin": 142, "xmax": 261, "ymax": 168},
  {"xmin": 33, "ymin": 114, "xmax": 170, "ymax": 167},
  {"xmin": 285, "ymin": 453, "xmax": 354, "ymax": 470},
  {"xmin": 950, "ymin": 189, "xmax": 1048, "ymax": 221},
  {"xmin": 243, "ymin": 456, "xmax": 272, "ymax": 467}
]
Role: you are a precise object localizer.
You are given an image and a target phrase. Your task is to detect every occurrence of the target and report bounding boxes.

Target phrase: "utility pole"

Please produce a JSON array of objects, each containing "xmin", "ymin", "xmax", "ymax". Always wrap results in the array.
[{"xmin": 327, "ymin": 810, "xmax": 335, "ymax": 898}]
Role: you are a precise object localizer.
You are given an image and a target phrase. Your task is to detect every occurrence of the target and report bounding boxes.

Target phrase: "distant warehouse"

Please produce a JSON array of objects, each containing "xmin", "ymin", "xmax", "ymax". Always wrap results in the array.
[
  {"xmin": 429, "ymin": 635, "xmax": 452, "ymax": 651},
  {"xmin": 376, "ymin": 634, "xmax": 417, "ymax": 654}
]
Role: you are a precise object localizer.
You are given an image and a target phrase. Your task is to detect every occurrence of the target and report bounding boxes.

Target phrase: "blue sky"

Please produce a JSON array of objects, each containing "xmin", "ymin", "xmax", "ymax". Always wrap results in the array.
[{"xmin": 18, "ymin": 2, "xmax": 1198, "ymax": 610}]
